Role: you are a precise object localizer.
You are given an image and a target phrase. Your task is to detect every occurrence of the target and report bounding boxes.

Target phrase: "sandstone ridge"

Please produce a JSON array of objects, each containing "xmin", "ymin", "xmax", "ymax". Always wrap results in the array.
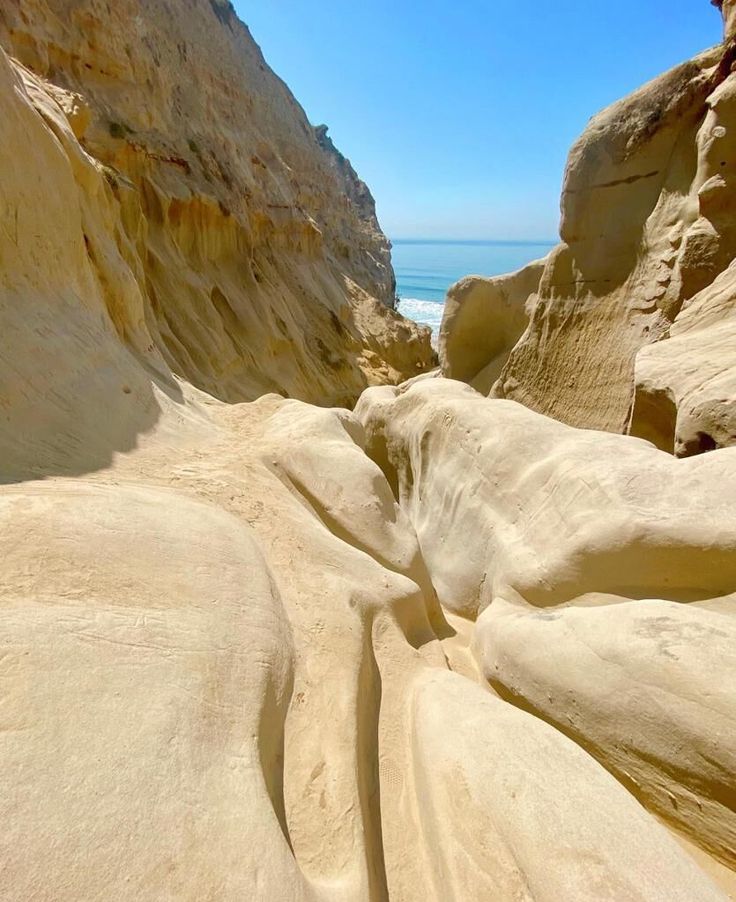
[{"xmin": 0, "ymin": 1, "xmax": 735, "ymax": 899}]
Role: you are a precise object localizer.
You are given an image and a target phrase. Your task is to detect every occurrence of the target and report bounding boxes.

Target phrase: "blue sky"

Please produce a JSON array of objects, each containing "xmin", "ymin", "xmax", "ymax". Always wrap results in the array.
[{"xmin": 237, "ymin": 2, "xmax": 723, "ymax": 240}]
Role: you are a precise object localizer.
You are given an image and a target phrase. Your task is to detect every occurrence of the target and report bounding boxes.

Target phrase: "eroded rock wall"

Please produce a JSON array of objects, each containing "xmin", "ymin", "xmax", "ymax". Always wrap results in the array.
[
  {"xmin": 3, "ymin": 382, "xmax": 732, "ymax": 900},
  {"xmin": 631, "ymin": 258, "xmax": 736, "ymax": 454},
  {"xmin": 0, "ymin": 0, "xmax": 432, "ymax": 411},
  {"xmin": 438, "ymin": 259, "xmax": 546, "ymax": 395},
  {"xmin": 0, "ymin": 0, "xmax": 734, "ymax": 898},
  {"xmin": 357, "ymin": 378, "xmax": 736, "ymax": 874},
  {"xmin": 718, "ymin": 0, "xmax": 736, "ymax": 39}
]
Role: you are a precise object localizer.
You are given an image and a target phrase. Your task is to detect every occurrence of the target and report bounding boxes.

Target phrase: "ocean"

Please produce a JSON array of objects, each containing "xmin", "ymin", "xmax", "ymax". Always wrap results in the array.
[{"xmin": 393, "ymin": 239, "xmax": 556, "ymax": 337}]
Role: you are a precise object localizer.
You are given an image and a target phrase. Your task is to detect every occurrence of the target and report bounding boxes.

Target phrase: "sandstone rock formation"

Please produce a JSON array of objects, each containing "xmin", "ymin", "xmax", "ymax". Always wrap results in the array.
[
  {"xmin": 717, "ymin": 0, "xmax": 736, "ymax": 40},
  {"xmin": 357, "ymin": 379, "xmax": 736, "ymax": 873},
  {"xmin": 3, "ymin": 382, "xmax": 733, "ymax": 899},
  {"xmin": 630, "ymin": 258, "xmax": 736, "ymax": 454},
  {"xmin": 438, "ymin": 259, "xmax": 546, "ymax": 395},
  {"xmin": 440, "ymin": 18, "xmax": 736, "ymax": 453},
  {"xmin": 0, "ymin": 0, "xmax": 432, "ymax": 412},
  {"xmin": 1, "ymin": 0, "xmax": 735, "ymax": 899}
]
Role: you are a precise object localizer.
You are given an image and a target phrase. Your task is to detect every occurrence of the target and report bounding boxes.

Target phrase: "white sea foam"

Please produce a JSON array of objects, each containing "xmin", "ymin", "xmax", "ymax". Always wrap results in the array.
[
  {"xmin": 398, "ymin": 297, "xmax": 444, "ymax": 346},
  {"xmin": 394, "ymin": 240, "xmax": 556, "ymax": 351}
]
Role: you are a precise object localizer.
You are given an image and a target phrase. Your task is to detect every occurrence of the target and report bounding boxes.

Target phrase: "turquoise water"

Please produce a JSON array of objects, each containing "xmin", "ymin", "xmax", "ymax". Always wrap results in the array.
[{"xmin": 393, "ymin": 239, "xmax": 555, "ymax": 336}]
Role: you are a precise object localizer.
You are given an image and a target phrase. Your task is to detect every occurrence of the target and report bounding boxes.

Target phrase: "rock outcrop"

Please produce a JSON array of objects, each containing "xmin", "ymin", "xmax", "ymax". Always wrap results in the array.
[
  {"xmin": 439, "ymin": 260, "xmax": 546, "ymax": 395},
  {"xmin": 0, "ymin": 0, "xmax": 735, "ymax": 899},
  {"xmin": 718, "ymin": 0, "xmax": 736, "ymax": 39},
  {"xmin": 0, "ymin": 0, "xmax": 432, "ymax": 413},
  {"xmin": 357, "ymin": 378, "xmax": 736, "ymax": 875},
  {"xmin": 630, "ymin": 259, "xmax": 736, "ymax": 454},
  {"xmin": 2, "ymin": 382, "xmax": 733, "ymax": 900},
  {"xmin": 440, "ymin": 15, "xmax": 736, "ymax": 453}
]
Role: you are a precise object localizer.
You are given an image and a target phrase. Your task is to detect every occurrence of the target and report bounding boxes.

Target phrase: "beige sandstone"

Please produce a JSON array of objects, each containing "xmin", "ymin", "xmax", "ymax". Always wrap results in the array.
[
  {"xmin": 411, "ymin": 669, "xmax": 729, "ymax": 901},
  {"xmin": 357, "ymin": 378, "xmax": 736, "ymax": 871},
  {"xmin": 438, "ymin": 259, "xmax": 546, "ymax": 395},
  {"xmin": 718, "ymin": 0, "xmax": 736, "ymax": 39},
  {"xmin": 631, "ymin": 248, "xmax": 736, "ymax": 454},
  {"xmin": 0, "ymin": 0, "xmax": 734, "ymax": 899},
  {"xmin": 0, "ymin": 0, "xmax": 432, "ymax": 412},
  {"xmin": 1, "ymin": 386, "xmax": 731, "ymax": 899},
  {"xmin": 440, "ymin": 17, "xmax": 736, "ymax": 451}
]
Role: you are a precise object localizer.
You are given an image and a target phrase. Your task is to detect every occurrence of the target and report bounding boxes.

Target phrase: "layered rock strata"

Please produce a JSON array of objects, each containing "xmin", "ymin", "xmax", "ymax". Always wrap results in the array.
[
  {"xmin": 0, "ymin": 0, "xmax": 432, "ymax": 410},
  {"xmin": 0, "ymin": 0, "xmax": 735, "ymax": 899}
]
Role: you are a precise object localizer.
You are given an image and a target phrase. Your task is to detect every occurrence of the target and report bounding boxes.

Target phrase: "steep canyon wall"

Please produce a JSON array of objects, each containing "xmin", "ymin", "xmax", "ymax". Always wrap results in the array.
[
  {"xmin": 0, "ymin": 2, "xmax": 734, "ymax": 899},
  {"xmin": 0, "ymin": 0, "xmax": 432, "ymax": 430}
]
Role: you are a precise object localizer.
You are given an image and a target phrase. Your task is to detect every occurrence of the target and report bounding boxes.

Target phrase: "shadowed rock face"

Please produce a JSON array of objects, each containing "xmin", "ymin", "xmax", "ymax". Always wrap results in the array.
[
  {"xmin": 440, "ymin": 7, "xmax": 736, "ymax": 454},
  {"xmin": 0, "ymin": 0, "xmax": 432, "ymax": 412}
]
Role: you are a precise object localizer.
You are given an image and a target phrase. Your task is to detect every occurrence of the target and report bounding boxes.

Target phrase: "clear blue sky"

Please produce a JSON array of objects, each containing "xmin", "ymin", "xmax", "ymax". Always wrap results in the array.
[{"xmin": 237, "ymin": 2, "xmax": 723, "ymax": 240}]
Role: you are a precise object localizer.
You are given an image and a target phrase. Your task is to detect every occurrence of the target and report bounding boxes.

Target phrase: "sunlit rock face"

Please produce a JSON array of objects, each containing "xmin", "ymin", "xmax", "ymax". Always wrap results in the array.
[
  {"xmin": 0, "ymin": 0, "xmax": 734, "ymax": 899},
  {"xmin": 0, "ymin": 0, "xmax": 432, "ymax": 412},
  {"xmin": 717, "ymin": 0, "xmax": 736, "ymax": 39},
  {"xmin": 358, "ymin": 378, "xmax": 736, "ymax": 877},
  {"xmin": 440, "ymin": 4, "xmax": 736, "ymax": 454}
]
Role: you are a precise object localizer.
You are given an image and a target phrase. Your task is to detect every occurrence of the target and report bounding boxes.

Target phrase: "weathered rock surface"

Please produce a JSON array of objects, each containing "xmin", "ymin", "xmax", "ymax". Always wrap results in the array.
[
  {"xmin": 718, "ymin": 0, "xmax": 736, "ymax": 39},
  {"xmin": 412, "ymin": 669, "xmax": 729, "ymax": 902},
  {"xmin": 631, "ymin": 250, "xmax": 736, "ymax": 454},
  {"xmin": 357, "ymin": 378, "xmax": 736, "ymax": 875},
  {"xmin": 0, "ymin": 381, "xmax": 730, "ymax": 899},
  {"xmin": 440, "ymin": 16, "xmax": 736, "ymax": 451},
  {"xmin": 438, "ymin": 259, "xmax": 546, "ymax": 395},
  {"xmin": 0, "ymin": 0, "xmax": 735, "ymax": 898},
  {"xmin": 0, "ymin": 0, "xmax": 432, "ymax": 411}
]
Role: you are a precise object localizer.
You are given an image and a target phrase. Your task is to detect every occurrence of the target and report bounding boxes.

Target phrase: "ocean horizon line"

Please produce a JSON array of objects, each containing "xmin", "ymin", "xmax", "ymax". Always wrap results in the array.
[{"xmin": 391, "ymin": 238, "xmax": 557, "ymax": 247}]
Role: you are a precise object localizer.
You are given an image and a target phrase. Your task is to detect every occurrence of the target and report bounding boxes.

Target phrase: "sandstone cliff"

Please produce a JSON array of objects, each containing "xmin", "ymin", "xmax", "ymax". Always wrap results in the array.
[
  {"xmin": 440, "ymin": 18, "xmax": 736, "ymax": 454},
  {"xmin": 0, "ymin": 1, "xmax": 735, "ymax": 899},
  {"xmin": 0, "ymin": 0, "xmax": 432, "ymax": 417}
]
